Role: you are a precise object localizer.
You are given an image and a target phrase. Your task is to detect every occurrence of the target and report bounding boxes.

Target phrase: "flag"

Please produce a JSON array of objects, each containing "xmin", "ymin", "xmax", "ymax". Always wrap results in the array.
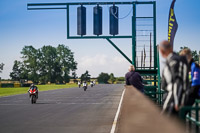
[{"xmin": 168, "ymin": 0, "xmax": 178, "ymax": 47}]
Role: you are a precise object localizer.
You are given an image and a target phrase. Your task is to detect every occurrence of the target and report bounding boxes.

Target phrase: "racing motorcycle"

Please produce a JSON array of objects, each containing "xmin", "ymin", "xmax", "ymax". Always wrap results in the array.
[
  {"xmin": 28, "ymin": 87, "xmax": 37, "ymax": 104},
  {"xmin": 90, "ymin": 81, "xmax": 93, "ymax": 87},
  {"xmin": 78, "ymin": 82, "xmax": 81, "ymax": 88},
  {"xmin": 83, "ymin": 82, "xmax": 87, "ymax": 91}
]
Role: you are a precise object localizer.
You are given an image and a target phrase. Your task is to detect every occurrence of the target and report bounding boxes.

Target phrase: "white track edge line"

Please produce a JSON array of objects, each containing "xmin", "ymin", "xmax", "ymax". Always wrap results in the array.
[{"xmin": 110, "ymin": 88, "xmax": 126, "ymax": 133}]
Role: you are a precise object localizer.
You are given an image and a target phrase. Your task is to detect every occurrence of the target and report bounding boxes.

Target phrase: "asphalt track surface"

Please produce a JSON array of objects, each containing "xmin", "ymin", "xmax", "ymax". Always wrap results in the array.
[{"xmin": 0, "ymin": 84, "xmax": 124, "ymax": 133}]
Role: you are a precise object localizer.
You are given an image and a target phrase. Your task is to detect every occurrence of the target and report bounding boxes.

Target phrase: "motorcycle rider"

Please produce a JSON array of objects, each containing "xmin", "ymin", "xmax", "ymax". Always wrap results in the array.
[
  {"xmin": 90, "ymin": 81, "xmax": 94, "ymax": 87},
  {"xmin": 28, "ymin": 84, "xmax": 38, "ymax": 99},
  {"xmin": 78, "ymin": 81, "xmax": 81, "ymax": 88},
  {"xmin": 83, "ymin": 81, "xmax": 87, "ymax": 87}
]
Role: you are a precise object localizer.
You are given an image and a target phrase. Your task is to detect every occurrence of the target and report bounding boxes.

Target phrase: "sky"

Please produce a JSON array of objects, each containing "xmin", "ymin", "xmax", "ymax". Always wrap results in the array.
[{"xmin": 0, "ymin": 0, "xmax": 200, "ymax": 79}]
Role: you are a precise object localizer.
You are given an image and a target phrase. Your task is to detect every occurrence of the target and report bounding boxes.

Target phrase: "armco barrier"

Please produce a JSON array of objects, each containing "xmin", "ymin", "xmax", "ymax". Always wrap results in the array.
[
  {"xmin": 179, "ymin": 99, "xmax": 200, "ymax": 133},
  {"xmin": 21, "ymin": 83, "xmax": 31, "ymax": 87},
  {"xmin": 14, "ymin": 83, "xmax": 20, "ymax": 88},
  {"xmin": 1, "ymin": 83, "xmax": 14, "ymax": 88}
]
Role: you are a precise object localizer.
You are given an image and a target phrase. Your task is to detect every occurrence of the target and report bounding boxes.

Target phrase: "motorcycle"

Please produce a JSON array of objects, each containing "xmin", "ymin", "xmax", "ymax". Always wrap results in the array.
[
  {"xmin": 90, "ymin": 82, "xmax": 93, "ymax": 87},
  {"xmin": 83, "ymin": 83, "xmax": 87, "ymax": 91},
  {"xmin": 83, "ymin": 86, "xmax": 87, "ymax": 91},
  {"xmin": 78, "ymin": 82, "xmax": 81, "ymax": 88},
  {"xmin": 28, "ymin": 87, "xmax": 37, "ymax": 104}
]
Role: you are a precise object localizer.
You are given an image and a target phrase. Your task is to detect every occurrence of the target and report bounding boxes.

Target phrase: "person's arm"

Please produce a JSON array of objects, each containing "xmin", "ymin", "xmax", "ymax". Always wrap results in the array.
[
  {"xmin": 125, "ymin": 73, "xmax": 130, "ymax": 85},
  {"xmin": 139, "ymin": 74, "xmax": 143, "ymax": 82}
]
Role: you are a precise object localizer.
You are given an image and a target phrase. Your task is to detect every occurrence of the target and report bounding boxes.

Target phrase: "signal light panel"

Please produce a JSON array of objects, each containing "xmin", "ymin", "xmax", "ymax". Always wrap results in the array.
[
  {"xmin": 77, "ymin": 5, "xmax": 119, "ymax": 36},
  {"xmin": 109, "ymin": 5, "xmax": 119, "ymax": 35},
  {"xmin": 77, "ymin": 5, "xmax": 86, "ymax": 35},
  {"xmin": 93, "ymin": 5, "xmax": 103, "ymax": 35}
]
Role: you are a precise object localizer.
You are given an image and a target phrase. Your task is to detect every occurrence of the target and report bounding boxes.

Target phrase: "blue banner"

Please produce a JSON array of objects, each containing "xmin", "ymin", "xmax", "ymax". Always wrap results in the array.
[{"xmin": 168, "ymin": 0, "xmax": 178, "ymax": 47}]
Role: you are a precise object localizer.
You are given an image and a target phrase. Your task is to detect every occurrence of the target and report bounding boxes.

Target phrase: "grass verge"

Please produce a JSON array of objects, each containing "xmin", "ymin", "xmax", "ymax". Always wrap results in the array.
[{"xmin": 0, "ymin": 84, "xmax": 77, "ymax": 97}]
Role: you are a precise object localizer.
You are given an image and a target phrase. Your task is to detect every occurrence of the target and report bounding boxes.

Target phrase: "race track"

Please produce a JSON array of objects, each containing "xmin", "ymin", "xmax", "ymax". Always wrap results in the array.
[{"xmin": 0, "ymin": 84, "xmax": 124, "ymax": 133}]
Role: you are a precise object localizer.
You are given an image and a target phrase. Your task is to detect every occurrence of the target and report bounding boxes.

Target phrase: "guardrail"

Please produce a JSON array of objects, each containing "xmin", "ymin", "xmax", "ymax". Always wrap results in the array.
[
  {"xmin": 144, "ymin": 82, "xmax": 200, "ymax": 133},
  {"xmin": 144, "ymin": 89, "xmax": 165, "ymax": 106},
  {"xmin": 143, "ymin": 81, "xmax": 165, "ymax": 106},
  {"xmin": 179, "ymin": 99, "xmax": 200, "ymax": 133}
]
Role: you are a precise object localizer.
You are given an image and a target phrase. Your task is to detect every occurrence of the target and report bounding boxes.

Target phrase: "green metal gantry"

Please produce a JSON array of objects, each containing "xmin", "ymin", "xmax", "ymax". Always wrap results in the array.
[
  {"xmin": 27, "ymin": 1, "xmax": 161, "ymax": 104},
  {"xmin": 27, "ymin": 1, "xmax": 156, "ymax": 68}
]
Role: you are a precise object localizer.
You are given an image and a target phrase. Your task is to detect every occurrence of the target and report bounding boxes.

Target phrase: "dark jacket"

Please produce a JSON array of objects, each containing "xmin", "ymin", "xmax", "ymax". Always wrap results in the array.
[
  {"xmin": 162, "ymin": 52, "xmax": 189, "ymax": 115},
  {"xmin": 125, "ymin": 71, "xmax": 144, "ymax": 92}
]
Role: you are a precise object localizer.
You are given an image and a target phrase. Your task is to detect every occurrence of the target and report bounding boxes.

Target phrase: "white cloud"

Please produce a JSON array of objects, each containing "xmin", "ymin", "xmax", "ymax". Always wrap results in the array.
[
  {"xmin": 76, "ymin": 54, "xmax": 130, "ymax": 77},
  {"xmin": 113, "ymin": 56, "xmax": 126, "ymax": 63},
  {"xmin": 79, "ymin": 54, "xmax": 107, "ymax": 68}
]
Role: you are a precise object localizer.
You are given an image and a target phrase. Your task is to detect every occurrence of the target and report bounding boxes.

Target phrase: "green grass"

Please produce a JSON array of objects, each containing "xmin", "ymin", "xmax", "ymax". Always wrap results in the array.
[{"xmin": 0, "ymin": 84, "xmax": 77, "ymax": 97}]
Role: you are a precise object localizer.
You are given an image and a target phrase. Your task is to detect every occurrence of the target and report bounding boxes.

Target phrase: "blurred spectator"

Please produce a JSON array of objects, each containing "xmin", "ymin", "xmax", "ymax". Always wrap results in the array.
[
  {"xmin": 125, "ymin": 65, "xmax": 144, "ymax": 92},
  {"xmin": 180, "ymin": 48, "xmax": 200, "ymax": 106},
  {"xmin": 159, "ymin": 40, "xmax": 189, "ymax": 116}
]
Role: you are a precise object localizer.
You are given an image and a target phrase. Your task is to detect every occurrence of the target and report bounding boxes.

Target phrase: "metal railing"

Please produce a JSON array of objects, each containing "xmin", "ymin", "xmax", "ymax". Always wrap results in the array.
[
  {"xmin": 179, "ymin": 100, "xmax": 200, "ymax": 133},
  {"xmin": 142, "ymin": 45, "xmax": 163, "ymax": 106}
]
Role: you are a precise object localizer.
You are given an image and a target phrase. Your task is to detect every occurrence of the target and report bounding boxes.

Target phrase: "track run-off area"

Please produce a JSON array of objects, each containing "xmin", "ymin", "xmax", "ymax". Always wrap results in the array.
[{"xmin": 0, "ymin": 84, "xmax": 124, "ymax": 133}]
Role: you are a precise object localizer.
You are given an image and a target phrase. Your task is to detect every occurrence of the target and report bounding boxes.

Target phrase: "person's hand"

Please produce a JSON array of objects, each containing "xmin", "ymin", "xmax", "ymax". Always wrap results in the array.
[{"xmin": 175, "ymin": 104, "xmax": 179, "ymax": 111}]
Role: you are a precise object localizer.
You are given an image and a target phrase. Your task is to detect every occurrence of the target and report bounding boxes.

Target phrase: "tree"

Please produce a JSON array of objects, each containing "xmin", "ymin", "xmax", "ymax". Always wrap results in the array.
[
  {"xmin": 109, "ymin": 73, "xmax": 116, "ymax": 84},
  {"xmin": 97, "ymin": 72, "xmax": 110, "ymax": 84},
  {"xmin": 0, "ymin": 63, "xmax": 4, "ymax": 73},
  {"xmin": 72, "ymin": 71, "xmax": 78, "ymax": 83},
  {"xmin": 80, "ymin": 70, "xmax": 91, "ymax": 82},
  {"xmin": 192, "ymin": 50, "xmax": 199, "ymax": 62},
  {"xmin": 10, "ymin": 60, "xmax": 22, "ymax": 81},
  {"xmin": 19, "ymin": 63, "xmax": 29, "ymax": 80},
  {"xmin": 39, "ymin": 45, "xmax": 57, "ymax": 83},
  {"xmin": 21, "ymin": 46, "xmax": 40, "ymax": 83},
  {"xmin": 56, "ymin": 44, "xmax": 77, "ymax": 83},
  {"xmin": 116, "ymin": 77, "xmax": 125, "ymax": 82},
  {"xmin": 11, "ymin": 44, "xmax": 77, "ymax": 84}
]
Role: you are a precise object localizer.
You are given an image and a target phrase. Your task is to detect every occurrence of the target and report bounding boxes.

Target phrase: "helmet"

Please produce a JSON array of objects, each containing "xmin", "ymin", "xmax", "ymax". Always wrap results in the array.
[{"xmin": 31, "ymin": 84, "xmax": 35, "ymax": 87}]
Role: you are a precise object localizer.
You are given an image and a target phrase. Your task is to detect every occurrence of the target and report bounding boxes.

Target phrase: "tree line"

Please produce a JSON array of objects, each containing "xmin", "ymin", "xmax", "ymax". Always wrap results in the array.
[
  {"xmin": 79, "ymin": 71, "xmax": 124, "ymax": 84},
  {"xmin": 7, "ymin": 43, "xmax": 121, "ymax": 84},
  {"xmin": 3, "ymin": 46, "xmax": 199, "ymax": 84},
  {"xmin": 10, "ymin": 45, "xmax": 77, "ymax": 84}
]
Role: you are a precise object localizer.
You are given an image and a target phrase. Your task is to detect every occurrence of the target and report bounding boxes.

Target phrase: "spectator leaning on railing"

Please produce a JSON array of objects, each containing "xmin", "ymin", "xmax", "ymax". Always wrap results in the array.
[
  {"xmin": 159, "ymin": 40, "xmax": 189, "ymax": 116},
  {"xmin": 125, "ymin": 65, "xmax": 144, "ymax": 93}
]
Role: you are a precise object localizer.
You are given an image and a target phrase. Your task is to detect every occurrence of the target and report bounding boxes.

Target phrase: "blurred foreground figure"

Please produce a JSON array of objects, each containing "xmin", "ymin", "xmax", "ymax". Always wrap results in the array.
[
  {"xmin": 125, "ymin": 65, "xmax": 144, "ymax": 92},
  {"xmin": 159, "ymin": 40, "xmax": 189, "ymax": 116},
  {"xmin": 180, "ymin": 48, "xmax": 200, "ymax": 106}
]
